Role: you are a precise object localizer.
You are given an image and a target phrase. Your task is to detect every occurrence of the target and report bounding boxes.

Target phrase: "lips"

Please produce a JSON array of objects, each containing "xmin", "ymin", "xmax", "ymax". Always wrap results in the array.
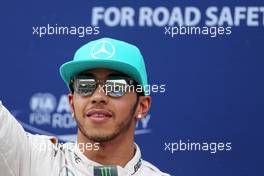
[{"xmin": 86, "ymin": 109, "xmax": 112, "ymax": 123}]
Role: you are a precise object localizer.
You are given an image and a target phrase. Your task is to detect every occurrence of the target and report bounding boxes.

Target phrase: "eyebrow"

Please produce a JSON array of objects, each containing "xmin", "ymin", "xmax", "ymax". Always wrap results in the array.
[
  {"xmin": 78, "ymin": 73, "xmax": 94, "ymax": 77},
  {"xmin": 107, "ymin": 73, "xmax": 128, "ymax": 77},
  {"xmin": 78, "ymin": 72, "xmax": 129, "ymax": 78}
]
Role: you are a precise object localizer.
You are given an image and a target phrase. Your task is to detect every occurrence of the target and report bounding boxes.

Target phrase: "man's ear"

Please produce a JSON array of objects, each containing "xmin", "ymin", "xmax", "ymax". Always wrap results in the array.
[
  {"xmin": 68, "ymin": 93, "xmax": 74, "ymax": 114},
  {"xmin": 137, "ymin": 96, "xmax": 151, "ymax": 118}
]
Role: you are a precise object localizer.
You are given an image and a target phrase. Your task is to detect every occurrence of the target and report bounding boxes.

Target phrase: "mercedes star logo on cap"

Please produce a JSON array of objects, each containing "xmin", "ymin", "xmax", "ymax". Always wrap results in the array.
[{"xmin": 91, "ymin": 40, "xmax": 115, "ymax": 59}]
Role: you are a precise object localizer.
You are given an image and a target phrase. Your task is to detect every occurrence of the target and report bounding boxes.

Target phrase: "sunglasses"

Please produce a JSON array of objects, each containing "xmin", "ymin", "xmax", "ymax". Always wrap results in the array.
[{"xmin": 70, "ymin": 75, "xmax": 139, "ymax": 97}]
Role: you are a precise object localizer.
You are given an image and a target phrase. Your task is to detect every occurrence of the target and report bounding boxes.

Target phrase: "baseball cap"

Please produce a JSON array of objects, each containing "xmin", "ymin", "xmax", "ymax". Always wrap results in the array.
[{"xmin": 59, "ymin": 37, "xmax": 148, "ymax": 95}]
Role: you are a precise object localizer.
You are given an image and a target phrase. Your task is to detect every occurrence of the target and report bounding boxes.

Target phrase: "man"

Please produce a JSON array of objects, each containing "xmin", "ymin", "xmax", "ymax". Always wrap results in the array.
[{"xmin": 0, "ymin": 38, "xmax": 170, "ymax": 176}]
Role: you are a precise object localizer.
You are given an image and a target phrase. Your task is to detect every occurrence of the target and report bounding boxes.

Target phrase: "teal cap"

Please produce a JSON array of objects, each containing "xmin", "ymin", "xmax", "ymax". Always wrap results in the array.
[{"xmin": 59, "ymin": 38, "xmax": 148, "ymax": 95}]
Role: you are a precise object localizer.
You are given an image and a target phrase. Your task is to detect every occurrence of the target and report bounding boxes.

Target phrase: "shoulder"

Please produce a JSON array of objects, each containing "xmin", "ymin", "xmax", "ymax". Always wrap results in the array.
[
  {"xmin": 141, "ymin": 159, "xmax": 172, "ymax": 176},
  {"xmin": 26, "ymin": 133, "xmax": 58, "ymax": 145},
  {"xmin": 25, "ymin": 133, "xmax": 62, "ymax": 156}
]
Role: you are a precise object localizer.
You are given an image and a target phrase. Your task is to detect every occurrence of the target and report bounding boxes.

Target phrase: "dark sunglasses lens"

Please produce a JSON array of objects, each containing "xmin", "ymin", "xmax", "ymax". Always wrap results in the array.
[
  {"xmin": 105, "ymin": 79, "xmax": 128, "ymax": 97},
  {"xmin": 74, "ymin": 78, "xmax": 96, "ymax": 96}
]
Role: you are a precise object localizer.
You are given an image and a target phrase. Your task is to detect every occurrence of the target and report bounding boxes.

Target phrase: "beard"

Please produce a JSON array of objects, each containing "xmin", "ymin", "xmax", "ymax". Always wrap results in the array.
[
  {"xmin": 85, "ymin": 112, "xmax": 134, "ymax": 143},
  {"xmin": 75, "ymin": 97, "xmax": 139, "ymax": 143}
]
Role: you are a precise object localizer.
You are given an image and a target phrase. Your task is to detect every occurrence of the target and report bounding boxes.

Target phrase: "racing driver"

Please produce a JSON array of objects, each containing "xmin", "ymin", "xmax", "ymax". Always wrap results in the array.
[{"xmin": 0, "ymin": 38, "xmax": 170, "ymax": 176}]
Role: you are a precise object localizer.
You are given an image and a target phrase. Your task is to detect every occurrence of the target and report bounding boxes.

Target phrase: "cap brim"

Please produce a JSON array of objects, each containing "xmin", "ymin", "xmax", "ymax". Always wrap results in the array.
[{"xmin": 60, "ymin": 59, "xmax": 143, "ymax": 87}]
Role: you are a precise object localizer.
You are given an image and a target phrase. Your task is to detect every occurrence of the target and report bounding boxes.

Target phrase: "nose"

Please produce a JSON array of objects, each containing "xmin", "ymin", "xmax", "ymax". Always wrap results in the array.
[{"xmin": 90, "ymin": 85, "xmax": 109, "ymax": 105}]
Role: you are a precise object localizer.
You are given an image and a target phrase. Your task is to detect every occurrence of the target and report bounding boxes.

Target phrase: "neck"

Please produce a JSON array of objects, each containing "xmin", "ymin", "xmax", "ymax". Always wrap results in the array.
[{"xmin": 77, "ymin": 127, "xmax": 135, "ymax": 167}]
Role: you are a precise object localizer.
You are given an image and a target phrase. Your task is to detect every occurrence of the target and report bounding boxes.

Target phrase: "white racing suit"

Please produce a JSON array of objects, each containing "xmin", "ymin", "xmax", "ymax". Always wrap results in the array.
[{"xmin": 0, "ymin": 101, "xmax": 170, "ymax": 176}]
